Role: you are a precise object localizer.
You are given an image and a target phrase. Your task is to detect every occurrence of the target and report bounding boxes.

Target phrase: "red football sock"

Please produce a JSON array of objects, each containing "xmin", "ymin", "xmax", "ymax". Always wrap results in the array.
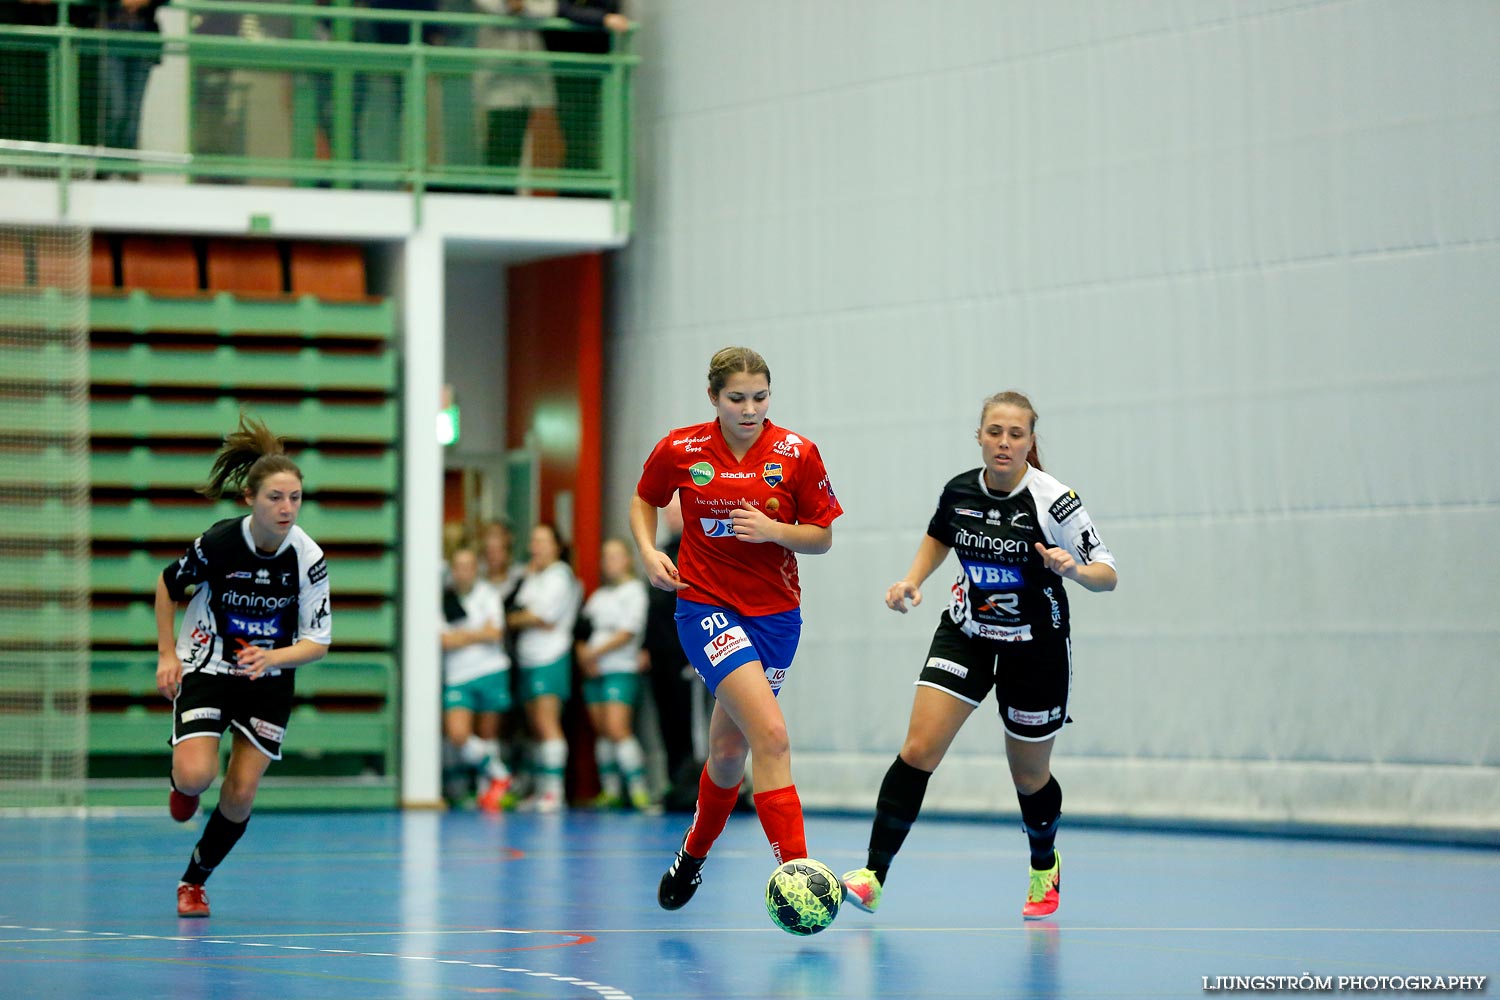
[
  {"xmin": 753, "ymin": 784, "xmax": 807, "ymax": 865},
  {"xmin": 683, "ymin": 765, "xmax": 742, "ymax": 858}
]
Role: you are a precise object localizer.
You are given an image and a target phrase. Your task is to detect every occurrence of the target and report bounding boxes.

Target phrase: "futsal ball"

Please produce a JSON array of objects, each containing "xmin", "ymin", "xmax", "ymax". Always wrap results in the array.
[{"xmin": 765, "ymin": 857, "xmax": 842, "ymax": 936}]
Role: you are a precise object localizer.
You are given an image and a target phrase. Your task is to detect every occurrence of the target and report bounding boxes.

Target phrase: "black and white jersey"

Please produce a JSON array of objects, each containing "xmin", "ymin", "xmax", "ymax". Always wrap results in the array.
[
  {"xmin": 162, "ymin": 516, "xmax": 333, "ymax": 676},
  {"xmin": 926, "ymin": 466, "xmax": 1114, "ymax": 642}
]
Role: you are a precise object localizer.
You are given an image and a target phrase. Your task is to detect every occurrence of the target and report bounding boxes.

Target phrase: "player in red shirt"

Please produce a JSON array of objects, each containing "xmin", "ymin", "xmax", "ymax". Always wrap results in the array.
[{"xmin": 630, "ymin": 346, "xmax": 843, "ymax": 910}]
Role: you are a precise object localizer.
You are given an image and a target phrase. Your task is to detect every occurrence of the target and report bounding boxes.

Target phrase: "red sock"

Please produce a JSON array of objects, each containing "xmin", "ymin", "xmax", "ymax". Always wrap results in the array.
[
  {"xmin": 683, "ymin": 765, "xmax": 742, "ymax": 858},
  {"xmin": 753, "ymin": 784, "xmax": 807, "ymax": 865}
]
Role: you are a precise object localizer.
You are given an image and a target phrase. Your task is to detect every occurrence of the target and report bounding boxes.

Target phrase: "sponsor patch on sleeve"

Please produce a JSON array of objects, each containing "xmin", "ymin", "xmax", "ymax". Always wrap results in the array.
[
  {"xmin": 308, "ymin": 556, "xmax": 328, "ymax": 585},
  {"xmin": 1048, "ymin": 490, "xmax": 1083, "ymax": 523}
]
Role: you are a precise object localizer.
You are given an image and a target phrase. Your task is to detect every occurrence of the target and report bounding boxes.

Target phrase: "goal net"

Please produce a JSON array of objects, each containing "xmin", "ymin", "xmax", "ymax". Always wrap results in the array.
[{"xmin": 0, "ymin": 224, "xmax": 91, "ymax": 810}]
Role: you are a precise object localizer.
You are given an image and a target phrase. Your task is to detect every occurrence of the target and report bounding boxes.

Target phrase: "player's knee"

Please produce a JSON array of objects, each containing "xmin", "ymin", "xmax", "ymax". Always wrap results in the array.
[
  {"xmin": 218, "ymin": 775, "xmax": 260, "ymax": 816},
  {"xmin": 898, "ymin": 735, "xmax": 945, "ymax": 772},
  {"xmin": 173, "ymin": 761, "xmax": 217, "ymax": 796},
  {"xmin": 749, "ymin": 719, "xmax": 790, "ymax": 761},
  {"xmin": 1009, "ymin": 764, "xmax": 1050, "ymax": 794}
]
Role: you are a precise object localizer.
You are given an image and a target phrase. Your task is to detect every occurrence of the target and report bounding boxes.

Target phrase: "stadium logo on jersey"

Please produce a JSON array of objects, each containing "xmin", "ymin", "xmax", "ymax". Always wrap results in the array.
[
  {"xmin": 762, "ymin": 463, "xmax": 783, "ymax": 487},
  {"xmin": 699, "ymin": 517, "xmax": 736, "ymax": 538},
  {"xmin": 255, "ymin": 568, "xmax": 271, "ymax": 585},
  {"xmin": 772, "ymin": 433, "xmax": 803, "ymax": 459},
  {"xmin": 689, "ymin": 462, "xmax": 715, "ymax": 486},
  {"xmin": 309, "ymin": 556, "xmax": 327, "ymax": 585},
  {"xmin": 954, "ymin": 507, "xmax": 985, "ymax": 519},
  {"xmin": 720, "ymin": 471, "xmax": 758, "ymax": 480},
  {"xmin": 1048, "ymin": 490, "xmax": 1083, "ymax": 523},
  {"xmin": 1076, "ymin": 526, "xmax": 1100, "ymax": 564}
]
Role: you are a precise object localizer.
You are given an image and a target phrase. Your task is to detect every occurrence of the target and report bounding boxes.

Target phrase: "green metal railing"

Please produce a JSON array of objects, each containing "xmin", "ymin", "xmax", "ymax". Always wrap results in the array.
[{"xmin": 0, "ymin": 0, "xmax": 636, "ymax": 219}]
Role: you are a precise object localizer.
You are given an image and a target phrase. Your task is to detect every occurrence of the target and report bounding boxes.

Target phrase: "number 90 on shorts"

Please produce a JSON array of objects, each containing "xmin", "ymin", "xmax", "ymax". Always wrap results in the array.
[{"xmin": 673, "ymin": 599, "xmax": 803, "ymax": 698}]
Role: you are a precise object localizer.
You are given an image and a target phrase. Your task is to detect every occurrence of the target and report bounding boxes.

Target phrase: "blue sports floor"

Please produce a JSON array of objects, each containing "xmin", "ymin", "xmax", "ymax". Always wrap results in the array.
[{"xmin": 0, "ymin": 810, "xmax": 1494, "ymax": 999}]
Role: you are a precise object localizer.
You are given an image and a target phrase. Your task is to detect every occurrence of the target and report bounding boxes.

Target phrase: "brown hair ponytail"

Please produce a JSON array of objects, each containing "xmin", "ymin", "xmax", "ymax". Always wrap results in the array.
[
  {"xmin": 199, "ymin": 413, "xmax": 303, "ymax": 500},
  {"xmin": 978, "ymin": 391, "xmax": 1043, "ymax": 471}
]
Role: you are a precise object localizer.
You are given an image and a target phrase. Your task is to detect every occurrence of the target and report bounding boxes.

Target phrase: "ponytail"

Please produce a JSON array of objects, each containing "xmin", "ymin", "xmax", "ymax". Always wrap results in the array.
[{"xmin": 199, "ymin": 413, "xmax": 302, "ymax": 500}]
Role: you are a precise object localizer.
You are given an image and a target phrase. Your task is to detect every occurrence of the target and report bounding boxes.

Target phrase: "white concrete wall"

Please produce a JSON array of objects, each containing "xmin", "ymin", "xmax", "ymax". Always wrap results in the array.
[{"xmin": 607, "ymin": 0, "xmax": 1500, "ymax": 833}]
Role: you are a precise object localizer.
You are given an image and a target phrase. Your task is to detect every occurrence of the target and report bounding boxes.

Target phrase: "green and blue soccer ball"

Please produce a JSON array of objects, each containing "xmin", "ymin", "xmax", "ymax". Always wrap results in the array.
[{"xmin": 765, "ymin": 858, "xmax": 842, "ymax": 935}]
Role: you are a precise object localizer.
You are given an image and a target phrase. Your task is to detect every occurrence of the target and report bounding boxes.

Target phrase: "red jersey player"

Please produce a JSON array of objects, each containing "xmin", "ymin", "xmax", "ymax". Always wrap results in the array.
[{"xmin": 630, "ymin": 346, "xmax": 843, "ymax": 911}]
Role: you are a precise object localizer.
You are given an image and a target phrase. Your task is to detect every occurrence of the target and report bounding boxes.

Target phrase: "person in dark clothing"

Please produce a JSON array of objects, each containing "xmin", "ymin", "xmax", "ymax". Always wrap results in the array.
[
  {"xmin": 639, "ymin": 493, "xmax": 696, "ymax": 808},
  {"xmin": 541, "ymin": 0, "xmax": 629, "ymax": 174},
  {"xmin": 102, "ymin": 0, "xmax": 168, "ymax": 157}
]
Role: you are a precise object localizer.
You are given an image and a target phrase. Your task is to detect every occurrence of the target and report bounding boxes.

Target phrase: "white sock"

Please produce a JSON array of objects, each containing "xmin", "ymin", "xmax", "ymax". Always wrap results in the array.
[
  {"xmin": 616, "ymin": 736, "xmax": 648, "ymax": 796},
  {"xmin": 595, "ymin": 738, "xmax": 621, "ymax": 797},
  {"xmin": 538, "ymin": 738, "xmax": 567, "ymax": 798},
  {"xmin": 479, "ymin": 739, "xmax": 509, "ymax": 781}
]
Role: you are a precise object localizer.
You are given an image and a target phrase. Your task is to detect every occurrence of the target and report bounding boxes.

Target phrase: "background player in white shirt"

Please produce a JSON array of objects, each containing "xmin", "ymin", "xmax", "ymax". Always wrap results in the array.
[
  {"xmin": 441, "ymin": 546, "xmax": 513, "ymax": 812},
  {"xmin": 507, "ymin": 523, "xmax": 581, "ymax": 812},
  {"xmin": 576, "ymin": 538, "xmax": 652, "ymax": 809}
]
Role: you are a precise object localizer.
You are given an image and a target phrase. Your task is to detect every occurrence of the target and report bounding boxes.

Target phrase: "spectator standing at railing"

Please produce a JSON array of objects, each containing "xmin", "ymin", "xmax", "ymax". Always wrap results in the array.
[
  {"xmin": 100, "ymin": 0, "xmax": 167, "ymax": 164},
  {"xmin": 542, "ymin": 0, "xmax": 628, "ymax": 176},
  {"xmin": 1, "ymin": 0, "xmax": 101, "ymax": 147},
  {"xmin": 354, "ymin": 0, "xmax": 443, "ymax": 173},
  {"xmin": 472, "ymin": 0, "xmax": 556, "ymax": 189}
]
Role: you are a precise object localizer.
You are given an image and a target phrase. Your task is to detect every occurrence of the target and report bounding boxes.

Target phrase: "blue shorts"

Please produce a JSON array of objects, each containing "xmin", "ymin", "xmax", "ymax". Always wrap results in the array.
[{"xmin": 674, "ymin": 598, "xmax": 802, "ymax": 698}]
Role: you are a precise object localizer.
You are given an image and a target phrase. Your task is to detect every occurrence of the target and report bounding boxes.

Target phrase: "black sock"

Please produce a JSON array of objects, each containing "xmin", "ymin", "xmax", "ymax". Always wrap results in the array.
[
  {"xmin": 865, "ymin": 755, "xmax": 932, "ymax": 884},
  {"xmin": 1017, "ymin": 775, "xmax": 1062, "ymax": 870},
  {"xmin": 181, "ymin": 806, "xmax": 249, "ymax": 885}
]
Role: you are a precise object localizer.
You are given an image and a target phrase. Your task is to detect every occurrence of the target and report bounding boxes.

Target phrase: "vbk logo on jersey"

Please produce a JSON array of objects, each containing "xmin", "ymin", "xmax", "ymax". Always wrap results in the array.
[
  {"xmin": 965, "ymin": 562, "xmax": 1024, "ymax": 589},
  {"xmin": 762, "ymin": 462, "xmax": 783, "ymax": 487},
  {"xmin": 229, "ymin": 615, "xmax": 282, "ymax": 638}
]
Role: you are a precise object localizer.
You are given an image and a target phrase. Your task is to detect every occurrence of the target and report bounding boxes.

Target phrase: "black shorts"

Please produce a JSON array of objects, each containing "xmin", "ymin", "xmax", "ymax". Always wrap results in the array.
[
  {"xmin": 918, "ymin": 617, "xmax": 1072, "ymax": 742},
  {"xmin": 171, "ymin": 669, "xmax": 296, "ymax": 760}
]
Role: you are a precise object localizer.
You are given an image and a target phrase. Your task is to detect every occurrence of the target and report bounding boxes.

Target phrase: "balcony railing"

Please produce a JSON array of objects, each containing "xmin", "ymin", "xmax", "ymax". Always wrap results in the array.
[{"xmin": 0, "ymin": 0, "xmax": 636, "ymax": 213}]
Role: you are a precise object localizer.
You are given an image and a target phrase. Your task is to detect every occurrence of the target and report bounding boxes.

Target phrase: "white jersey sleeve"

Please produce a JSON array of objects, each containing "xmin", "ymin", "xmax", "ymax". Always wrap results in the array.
[{"xmin": 1030, "ymin": 470, "xmax": 1116, "ymax": 572}]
